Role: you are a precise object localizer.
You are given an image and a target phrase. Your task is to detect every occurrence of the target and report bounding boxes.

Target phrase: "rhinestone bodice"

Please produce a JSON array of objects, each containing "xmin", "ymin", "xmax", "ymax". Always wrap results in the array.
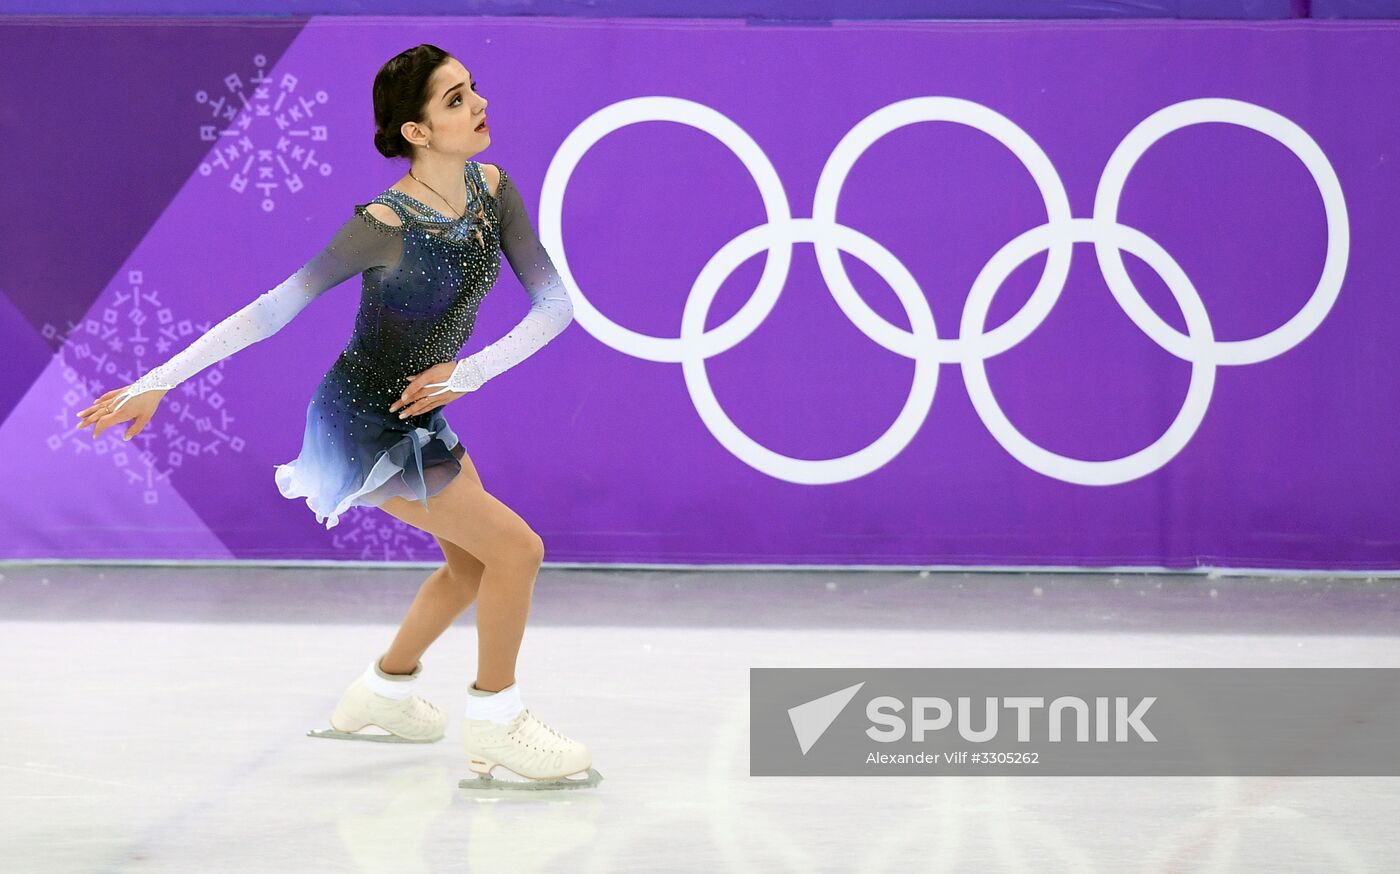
[{"xmin": 336, "ymin": 161, "xmax": 505, "ymax": 403}]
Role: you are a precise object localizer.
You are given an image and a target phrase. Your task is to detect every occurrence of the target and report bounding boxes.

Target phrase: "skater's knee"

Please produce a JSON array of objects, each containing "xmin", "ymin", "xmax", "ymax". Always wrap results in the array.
[
  {"xmin": 497, "ymin": 526, "xmax": 544, "ymax": 568},
  {"xmin": 474, "ymin": 523, "xmax": 542, "ymax": 569},
  {"xmin": 521, "ymin": 529, "xmax": 545, "ymax": 566},
  {"xmin": 429, "ymin": 486, "xmax": 544, "ymax": 569}
]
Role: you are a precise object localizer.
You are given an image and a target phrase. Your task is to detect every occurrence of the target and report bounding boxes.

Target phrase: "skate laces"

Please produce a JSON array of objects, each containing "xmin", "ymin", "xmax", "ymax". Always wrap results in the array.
[
  {"xmin": 397, "ymin": 694, "xmax": 443, "ymax": 730},
  {"xmin": 500, "ymin": 709, "xmax": 563, "ymax": 743},
  {"xmin": 523, "ymin": 709, "xmax": 567, "ymax": 743}
]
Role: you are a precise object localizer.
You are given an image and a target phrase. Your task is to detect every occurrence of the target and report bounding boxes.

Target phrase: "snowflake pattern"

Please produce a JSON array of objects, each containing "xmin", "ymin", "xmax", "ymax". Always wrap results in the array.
[
  {"xmin": 196, "ymin": 53, "xmax": 333, "ymax": 213},
  {"xmin": 44, "ymin": 269, "xmax": 247, "ymax": 508},
  {"xmin": 324, "ymin": 512, "xmax": 446, "ymax": 561},
  {"xmin": 47, "ymin": 271, "xmax": 445, "ymax": 556}
]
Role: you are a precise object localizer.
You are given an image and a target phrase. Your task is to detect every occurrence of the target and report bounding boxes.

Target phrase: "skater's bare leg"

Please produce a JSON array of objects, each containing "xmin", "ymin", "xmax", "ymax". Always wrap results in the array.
[
  {"xmin": 379, "ymin": 540, "xmax": 485, "ymax": 675},
  {"xmin": 378, "ymin": 445, "xmax": 488, "ymax": 675},
  {"xmin": 377, "ymin": 442, "xmax": 544, "ymax": 692}
]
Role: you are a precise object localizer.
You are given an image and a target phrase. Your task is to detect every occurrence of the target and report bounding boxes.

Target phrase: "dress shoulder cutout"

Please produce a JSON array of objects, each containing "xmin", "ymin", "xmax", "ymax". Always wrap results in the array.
[
  {"xmin": 474, "ymin": 161, "xmax": 503, "ymax": 201},
  {"xmin": 358, "ymin": 201, "xmax": 404, "ymax": 229},
  {"xmin": 354, "ymin": 195, "xmax": 413, "ymax": 234}
]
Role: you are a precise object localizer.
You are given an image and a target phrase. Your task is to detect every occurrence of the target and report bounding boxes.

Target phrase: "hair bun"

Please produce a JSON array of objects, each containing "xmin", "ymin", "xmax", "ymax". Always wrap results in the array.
[
  {"xmin": 371, "ymin": 43, "xmax": 451, "ymax": 161},
  {"xmin": 373, "ymin": 128, "xmax": 394, "ymax": 158}
]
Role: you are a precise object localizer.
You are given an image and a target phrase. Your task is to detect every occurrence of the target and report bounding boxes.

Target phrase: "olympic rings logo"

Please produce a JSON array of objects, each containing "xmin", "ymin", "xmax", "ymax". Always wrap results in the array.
[{"xmin": 536, "ymin": 97, "xmax": 1349, "ymax": 486}]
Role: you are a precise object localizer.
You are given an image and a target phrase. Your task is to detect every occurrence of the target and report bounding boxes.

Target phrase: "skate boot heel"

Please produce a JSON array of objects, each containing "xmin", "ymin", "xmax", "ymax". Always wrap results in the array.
[
  {"xmin": 307, "ymin": 656, "xmax": 448, "ymax": 744},
  {"xmin": 329, "ymin": 703, "xmax": 368, "ymax": 734}
]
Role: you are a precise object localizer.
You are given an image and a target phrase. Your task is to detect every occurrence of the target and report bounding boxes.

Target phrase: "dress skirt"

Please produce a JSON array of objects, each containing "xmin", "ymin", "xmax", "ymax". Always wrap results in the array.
[{"xmin": 273, "ymin": 360, "xmax": 463, "ymax": 530}]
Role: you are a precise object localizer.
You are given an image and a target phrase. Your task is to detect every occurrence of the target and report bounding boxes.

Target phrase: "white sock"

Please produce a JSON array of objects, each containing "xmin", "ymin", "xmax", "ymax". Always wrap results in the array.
[
  {"xmin": 363, "ymin": 657, "xmax": 420, "ymax": 700},
  {"xmin": 465, "ymin": 681, "xmax": 524, "ymax": 725}
]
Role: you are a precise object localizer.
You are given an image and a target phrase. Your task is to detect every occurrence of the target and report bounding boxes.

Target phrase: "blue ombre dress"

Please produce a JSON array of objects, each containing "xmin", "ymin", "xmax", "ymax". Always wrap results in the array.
[{"xmin": 111, "ymin": 160, "xmax": 574, "ymax": 530}]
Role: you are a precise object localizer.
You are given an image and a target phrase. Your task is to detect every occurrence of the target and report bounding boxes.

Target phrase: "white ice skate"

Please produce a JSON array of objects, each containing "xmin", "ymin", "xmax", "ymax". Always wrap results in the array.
[
  {"xmin": 307, "ymin": 656, "xmax": 447, "ymax": 744},
  {"xmin": 459, "ymin": 708, "xmax": 603, "ymax": 791}
]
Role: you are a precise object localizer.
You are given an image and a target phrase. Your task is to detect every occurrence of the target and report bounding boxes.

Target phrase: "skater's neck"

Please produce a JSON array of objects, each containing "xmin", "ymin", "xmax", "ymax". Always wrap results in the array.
[{"xmin": 400, "ymin": 152, "xmax": 475, "ymax": 214}]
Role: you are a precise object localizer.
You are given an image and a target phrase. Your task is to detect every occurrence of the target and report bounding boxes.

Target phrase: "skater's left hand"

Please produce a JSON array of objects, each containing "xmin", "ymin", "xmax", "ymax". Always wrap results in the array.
[{"xmin": 390, "ymin": 362, "xmax": 465, "ymax": 419}]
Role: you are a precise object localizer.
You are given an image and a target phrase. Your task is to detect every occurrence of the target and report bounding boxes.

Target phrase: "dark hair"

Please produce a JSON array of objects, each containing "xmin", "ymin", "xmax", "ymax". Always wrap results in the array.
[{"xmin": 372, "ymin": 44, "xmax": 453, "ymax": 159}]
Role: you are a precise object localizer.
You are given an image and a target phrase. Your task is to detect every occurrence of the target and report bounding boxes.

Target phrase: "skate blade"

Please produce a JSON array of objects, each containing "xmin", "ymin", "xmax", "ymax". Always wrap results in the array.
[
  {"xmin": 306, "ymin": 727, "xmax": 440, "ymax": 744},
  {"xmin": 458, "ymin": 767, "xmax": 604, "ymax": 791}
]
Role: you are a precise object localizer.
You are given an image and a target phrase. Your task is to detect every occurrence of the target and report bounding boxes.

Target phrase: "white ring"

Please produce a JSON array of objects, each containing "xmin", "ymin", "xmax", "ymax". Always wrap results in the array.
[
  {"xmin": 961, "ymin": 218, "xmax": 1217, "ymax": 485},
  {"xmin": 680, "ymin": 218, "xmax": 940, "ymax": 484},
  {"xmin": 1093, "ymin": 97, "xmax": 1349, "ymax": 366},
  {"xmin": 812, "ymin": 96, "xmax": 1075, "ymax": 363},
  {"xmin": 539, "ymin": 97, "xmax": 792, "ymax": 364}
]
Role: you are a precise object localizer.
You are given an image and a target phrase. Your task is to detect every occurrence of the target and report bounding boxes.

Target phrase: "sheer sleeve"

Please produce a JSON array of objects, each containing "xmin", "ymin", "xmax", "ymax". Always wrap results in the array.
[
  {"xmin": 111, "ymin": 208, "xmax": 403, "ymax": 413},
  {"xmin": 424, "ymin": 166, "xmax": 574, "ymax": 396}
]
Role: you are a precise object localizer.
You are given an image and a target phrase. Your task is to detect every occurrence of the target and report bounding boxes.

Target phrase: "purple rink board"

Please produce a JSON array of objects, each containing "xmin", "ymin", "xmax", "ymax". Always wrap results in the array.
[
  {"xmin": 3, "ymin": 17, "xmax": 1396, "ymax": 569},
  {"xmin": 0, "ymin": 1, "xmax": 1311, "ymax": 17}
]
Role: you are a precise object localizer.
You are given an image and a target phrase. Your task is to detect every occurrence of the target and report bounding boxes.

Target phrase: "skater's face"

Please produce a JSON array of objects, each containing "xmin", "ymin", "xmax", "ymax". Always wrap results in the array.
[{"xmin": 414, "ymin": 56, "xmax": 490, "ymax": 156}]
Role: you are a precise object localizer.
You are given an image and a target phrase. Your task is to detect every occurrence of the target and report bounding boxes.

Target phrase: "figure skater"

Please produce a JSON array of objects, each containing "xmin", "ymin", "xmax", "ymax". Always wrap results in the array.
[{"xmin": 75, "ymin": 44, "xmax": 601, "ymax": 791}]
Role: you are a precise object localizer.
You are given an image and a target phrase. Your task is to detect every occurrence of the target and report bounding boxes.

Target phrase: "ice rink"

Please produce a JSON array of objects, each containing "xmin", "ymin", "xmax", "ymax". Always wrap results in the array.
[{"xmin": 1, "ymin": 563, "xmax": 1396, "ymax": 873}]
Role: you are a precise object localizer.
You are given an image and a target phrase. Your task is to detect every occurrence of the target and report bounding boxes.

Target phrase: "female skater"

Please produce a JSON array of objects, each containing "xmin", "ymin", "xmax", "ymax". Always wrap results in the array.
[{"xmin": 74, "ymin": 44, "xmax": 600, "ymax": 791}]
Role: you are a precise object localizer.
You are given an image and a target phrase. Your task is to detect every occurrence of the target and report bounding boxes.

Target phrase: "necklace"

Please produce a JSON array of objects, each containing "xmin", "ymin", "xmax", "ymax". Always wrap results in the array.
[{"xmin": 407, "ymin": 170, "xmax": 465, "ymax": 220}]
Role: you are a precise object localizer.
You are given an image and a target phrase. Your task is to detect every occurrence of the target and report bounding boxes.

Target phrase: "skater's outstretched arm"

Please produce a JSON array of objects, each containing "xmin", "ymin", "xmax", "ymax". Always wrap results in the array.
[
  {"xmin": 422, "ymin": 166, "xmax": 574, "ymax": 396},
  {"xmin": 104, "ymin": 208, "xmax": 403, "ymax": 414}
]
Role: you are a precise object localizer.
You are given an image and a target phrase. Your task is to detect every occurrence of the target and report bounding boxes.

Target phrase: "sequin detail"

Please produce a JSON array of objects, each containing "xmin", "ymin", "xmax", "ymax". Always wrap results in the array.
[{"xmin": 112, "ymin": 160, "xmax": 574, "ymax": 529}]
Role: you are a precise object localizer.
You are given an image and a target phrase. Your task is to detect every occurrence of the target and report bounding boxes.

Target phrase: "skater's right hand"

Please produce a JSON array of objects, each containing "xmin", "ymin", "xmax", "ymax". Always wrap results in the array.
[{"xmin": 77, "ymin": 385, "xmax": 166, "ymax": 442}]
